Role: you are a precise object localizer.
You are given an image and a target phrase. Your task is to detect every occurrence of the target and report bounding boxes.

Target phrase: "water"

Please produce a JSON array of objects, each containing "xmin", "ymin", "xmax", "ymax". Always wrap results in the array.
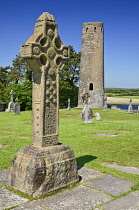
[{"xmin": 108, "ymin": 104, "xmax": 138, "ymax": 110}]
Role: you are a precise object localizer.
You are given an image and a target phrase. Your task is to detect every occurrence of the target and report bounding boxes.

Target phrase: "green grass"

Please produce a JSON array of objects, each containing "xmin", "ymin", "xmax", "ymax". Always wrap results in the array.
[{"xmin": 0, "ymin": 108, "xmax": 139, "ymax": 190}]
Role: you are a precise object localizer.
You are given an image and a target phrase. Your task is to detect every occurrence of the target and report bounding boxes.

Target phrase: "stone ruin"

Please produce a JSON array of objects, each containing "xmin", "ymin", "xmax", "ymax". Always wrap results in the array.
[{"xmin": 9, "ymin": 12, "xmax": 78, "ymax": 197}]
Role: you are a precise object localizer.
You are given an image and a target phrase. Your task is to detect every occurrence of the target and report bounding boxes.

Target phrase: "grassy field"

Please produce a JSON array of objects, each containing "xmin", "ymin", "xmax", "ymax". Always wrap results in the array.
[
  {"xmin": 107, "ymin": 97, "xmax": 139, "ymax": 104},
  {"xmin": 0, "ymin": 108, "xmax": 139, "ymax": 191}
]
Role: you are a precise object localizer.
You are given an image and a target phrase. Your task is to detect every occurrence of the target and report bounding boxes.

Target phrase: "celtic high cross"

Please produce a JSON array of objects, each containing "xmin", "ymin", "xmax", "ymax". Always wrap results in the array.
[{"xmin": 20, "ymin": 12, "xmax": 68, "ymax": 148}]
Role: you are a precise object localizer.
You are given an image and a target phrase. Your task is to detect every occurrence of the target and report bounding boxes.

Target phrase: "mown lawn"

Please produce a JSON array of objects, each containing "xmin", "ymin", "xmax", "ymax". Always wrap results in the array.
[{"xmin": 0, "ymin": 108, "xmax": 139, "ymax": 190}]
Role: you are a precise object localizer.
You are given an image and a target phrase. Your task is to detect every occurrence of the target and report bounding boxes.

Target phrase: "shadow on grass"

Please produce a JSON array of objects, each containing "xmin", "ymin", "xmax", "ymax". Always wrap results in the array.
[{"xmin": 76, "ymin": 155, "xmax": 97, "ymax": 169}]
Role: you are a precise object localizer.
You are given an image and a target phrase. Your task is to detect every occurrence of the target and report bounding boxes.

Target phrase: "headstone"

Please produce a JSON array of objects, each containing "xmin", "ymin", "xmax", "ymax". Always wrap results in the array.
[
  {"xmin": 95, "ymin": 112, "xmax": 101, "ymax": 120},
  {"xmin": 14, "ymin": 98, "xmax": 20, "ymax": 114},
  {"xmin": 0, "ymin": 101, "xmax": 6, "ymax": 112},
  {"xmin": 67, "ymin": 98, "xmax": 71, "ymax": 110},
  {"xmin": 5, "ymin": 90, "xmax": 15, "ymax": 112},
  {"xmin": 82, "ymin": 91, "xmax": 93, "ymax": 123},
  {"xmin": 127, "ymin": 98, "xmax": 133, "ymax": 113},
  {"xmin": 137, "ymin": 105, "xmax": 139, "ymax": 114},
  {"xmin": 9, "ymin": 12, "xmax": 78, "ymax": 198},
  {"xmin": 103, "ymin": 96, "xmax": 108, "ymax": 111}
]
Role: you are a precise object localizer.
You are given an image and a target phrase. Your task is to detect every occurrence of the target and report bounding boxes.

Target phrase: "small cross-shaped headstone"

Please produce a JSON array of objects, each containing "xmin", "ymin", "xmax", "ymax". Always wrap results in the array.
[
  {"xmin": 67, "ymin": 98, "xmax": 71, "ymax": 110},
  {"xmin": 103, "ymin": 96, "xmax": 108, "ymax": 111},
  {"xmin": 128, "ymin": 98, "xmax": 133, "ymax": 113}
]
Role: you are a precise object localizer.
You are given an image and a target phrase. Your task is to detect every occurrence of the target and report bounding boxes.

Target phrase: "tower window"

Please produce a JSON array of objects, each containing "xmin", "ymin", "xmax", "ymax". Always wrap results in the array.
[
  {"xmin": 89, "ymin": 83, "xmax": 93, "ymax": 91},
  {"xmin": 94, "ymin": 27, "xmax": 96, "ymax": 32},
  {"xmin": 86, "ymin": 27, "xmax": 88, "ymax": 32},
  {"xmin": 101, "ymin": 27, "xmax": 103, "ymax": 32}
]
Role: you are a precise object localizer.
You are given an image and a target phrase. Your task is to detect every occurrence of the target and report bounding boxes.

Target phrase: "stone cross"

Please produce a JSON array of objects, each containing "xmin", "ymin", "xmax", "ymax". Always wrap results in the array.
[
  {"xmin": 103, "ymin": 96, "xmax": 108, "ymax": 111},
  {"xmin": 10, "ymin": 90, "xmax": 14, "ymax": 103},
  {"xmin": 5, "ymin": 90, "xmax": 15, "ymax": 112},
  {"xmin": 9, "ymin": 12, "xmax": 78, "ymax": 198},
  {"xmin": 128, "ymin": 98, "xmax": 133, "ymax": 113},
  {"xmin": 82, "ymin": 91, "xmax": 90, "ymax": 105},
  {"xmin": 67, "ymin": 98, "xmax": 71, "ymax": 110},
  {"xmin": 20, "ymin": 12, "xmax": 68, "ymax": 148}
]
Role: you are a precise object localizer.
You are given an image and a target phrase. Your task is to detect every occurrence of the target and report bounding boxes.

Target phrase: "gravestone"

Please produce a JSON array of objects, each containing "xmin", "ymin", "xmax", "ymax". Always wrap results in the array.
[
  {"xmin": 103, "ymin": 96, "xmax": 108, "ymax": 111},
  {"xmin": 82, "ymin": 91, "xmax": 93, "ymax": 123},
  {"xmin": 127, "ymin": 98, "xmax": 133, "ymax": 113},
  {"xmin": 9, "ymin": 12, "xmax": 78, "ymax": 198},
  {"xmin": 95, "ymin": 112, "xmax": 101, "ymax": 120},
  {"xmin": 67, "ymin": 98, "xmax": 71, "ymax": 110},
  {"xmin": 5, "ymin": 90, "xmax": 15, "ymax": 112},
  {"xmin": 0, "ymin": 101, "xmax": 6, "ymax": 112},
  {"xmin": 14, "ymin": 98, "xmax": 20, "ymax": 115},
  {"xmin": 137, "ymin": 105, "xmax": 139, "ymax": 114}
]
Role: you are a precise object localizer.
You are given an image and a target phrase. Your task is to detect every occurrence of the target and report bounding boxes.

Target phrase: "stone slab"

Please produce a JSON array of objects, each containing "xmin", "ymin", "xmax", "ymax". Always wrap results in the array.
[
  {"xmin": 0, "ymin": 186, "xmax": 28, "ymax": 210},
  {"xmin": 37, "ymin": 185, "xmax": 112, "ymax": 210},
  {"xmin": 102, "ymin": 191, "xmax": 139, "ymax": 210},
  {"xmin": 0, "ymin": 169, "xmax": 9, "ymax": 185},
  {"xmin": 86, "ymin": 174, "xmax": 133, "ymax": 196},
  {"xmin": 78, "ymin": 166, "xmax": 104, "ymax": 182},
  {"xmin": 12, "ymin": 201, "xmax": 46, "ymax": 210},
  {"xmin": 106, "ymin": 164, "xmax": 139, "ymax": 175}
]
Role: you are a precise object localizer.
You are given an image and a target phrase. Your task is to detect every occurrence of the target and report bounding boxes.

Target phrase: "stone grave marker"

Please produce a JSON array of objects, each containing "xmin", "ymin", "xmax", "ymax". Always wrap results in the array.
[
  {"xmin": 67, "ymin": 98, "xmax": 71, "ymax": 110},
  {"xmin": 82, "ymin": 91, "xmax": 92, "ymax": 123},
  {"xmin": 103, "ymin": 96, "xmax": 108, "ymax": 111},
  {"xmin": 9, "ymin": 12, "xmax": 78, "ymax": 198},
  {"xmin": 6, "ymin": 90, "xmax": 15, "ymax": 112},
  {"xmin": 14, "ymin": 98, "xmax": 20, "ymax": 114},
  {"xmin": 137, "ymin": 105, "xmax": 139, "ymax": 114},
  {"xmin": 127, "ymin": 98, "xmax": 133, "ymax": 113},
  {"xmin": 95, "ymin": 112, "xmax": 101, "ymax": 120}
]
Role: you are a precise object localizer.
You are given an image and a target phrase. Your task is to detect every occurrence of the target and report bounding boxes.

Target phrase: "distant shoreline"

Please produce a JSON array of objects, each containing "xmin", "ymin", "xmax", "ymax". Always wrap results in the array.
[{"xmin": 107, "ymin": 97, "xmax": 139, "ymax": 105}]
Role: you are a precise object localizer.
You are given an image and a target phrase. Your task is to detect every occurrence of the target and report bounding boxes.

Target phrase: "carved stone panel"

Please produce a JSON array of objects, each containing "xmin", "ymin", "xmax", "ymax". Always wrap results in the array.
[{"xmin": 20, "ymin": 12, "xmax": 68, "ymax": 148}]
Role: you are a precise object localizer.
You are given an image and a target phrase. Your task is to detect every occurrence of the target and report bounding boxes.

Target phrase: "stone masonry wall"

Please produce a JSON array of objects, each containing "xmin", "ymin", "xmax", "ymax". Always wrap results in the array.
[{"xmin": 78, "ymin": 22, "xmax": 104, "ymax": 108}]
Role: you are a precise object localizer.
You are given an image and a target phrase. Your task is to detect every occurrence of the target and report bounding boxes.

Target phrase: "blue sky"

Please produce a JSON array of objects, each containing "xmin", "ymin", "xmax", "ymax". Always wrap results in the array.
[{"xmin": 0, "ymin": 0, "xmax": 139, "ymax": 88}]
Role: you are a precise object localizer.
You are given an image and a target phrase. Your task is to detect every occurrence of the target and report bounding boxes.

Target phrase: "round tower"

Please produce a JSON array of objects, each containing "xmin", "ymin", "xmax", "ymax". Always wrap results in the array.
[{"xmin": 78, "ymin": 22, "xmax": 104, "ymax": 108}]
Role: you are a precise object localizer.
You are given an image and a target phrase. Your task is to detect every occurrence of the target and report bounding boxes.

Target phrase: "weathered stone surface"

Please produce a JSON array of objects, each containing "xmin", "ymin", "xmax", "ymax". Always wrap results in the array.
[
  {"xmin": 36, "ymin": 185, "xmax": 112, "ymax": 210},
  {"xmin": 81, "ymin": 91, "xmax": 92, "ymax": 123},
  {"xmin": 12, "ymin": 202, "xmax": 48, "ymax": 210},
  {"xmin": 20, "ymin": 12, "xmax": 68, "ymax": 148},
  {"xmin": 78, "ymin": 22, "xmax": 104, "ymax": 108},
  {"xmin": 0, "ymin": 186, "xmax": 28, "ymax": 210},
  {"xmin": 102, "ymin": 191, "xmax": 139, "ymax": 210},
  {"xmin": 78, "ymin": 166, "xmax": 104, "ymax": 182},
  {"xmin": 9, "ymin": 144, "xmax": 78, "ymax": 197},
  {"xmin": 9, "ymin": 12, "xmax": 78, "ymax": 198},
  {"xmin": 86, "ymin": 174, "xmax": 133, "ymax": 196},
  {"xmin": 82, "ymin": 105, "xmax": 92, "ymax": 123},
  {"xmin": 106, "ymin": 164, "xmax": 139, "ymax": 175},
  {"xmin": 0, "ymin": 169, "xmax": 9, "ymax": 185}
]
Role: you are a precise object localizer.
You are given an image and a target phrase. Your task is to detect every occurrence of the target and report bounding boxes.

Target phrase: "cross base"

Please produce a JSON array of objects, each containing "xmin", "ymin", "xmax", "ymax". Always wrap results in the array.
[{"xmin": 9, "ymin": 144, "xmax": 79, "ymax": 198}]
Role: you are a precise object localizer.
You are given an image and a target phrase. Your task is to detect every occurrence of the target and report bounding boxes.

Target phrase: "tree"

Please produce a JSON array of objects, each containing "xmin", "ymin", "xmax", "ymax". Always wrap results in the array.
[
  {"xmin": 59, "ymin": 45, "xmax": 80, "ymax": 106},
  {"xmin": 0, "ymin": 66, "xmax": 10, "ymax": 85},
  {"xmin": 8, "ymin": 54, "xmax": 27, "ymax": 84}
]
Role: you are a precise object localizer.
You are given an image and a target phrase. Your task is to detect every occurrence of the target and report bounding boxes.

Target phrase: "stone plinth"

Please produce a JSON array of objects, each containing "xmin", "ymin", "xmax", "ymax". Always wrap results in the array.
[
  {"xmin": 9, "ymin": 12, "xmax": 78, "ymax": 197},
  {"xmin": 9, "ymin": 145, "xmax": 78, "ymax": 198}
]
